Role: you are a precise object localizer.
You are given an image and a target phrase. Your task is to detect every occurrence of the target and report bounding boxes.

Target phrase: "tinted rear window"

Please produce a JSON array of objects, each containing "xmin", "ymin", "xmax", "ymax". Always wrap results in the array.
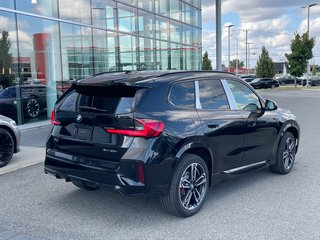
[
  {"xmin": 57, "ymin": 86, "xmax": 138, "ymax": 114},
  {"xmin": 169, "ymin": 81, "xmax": 195, "ymax": 108}
]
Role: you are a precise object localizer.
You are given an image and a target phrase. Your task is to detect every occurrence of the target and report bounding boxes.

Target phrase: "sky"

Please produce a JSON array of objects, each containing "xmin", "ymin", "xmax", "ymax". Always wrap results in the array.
[{"xmin": 201, "ymin": 0, "xmax": 320, "ymax": 69}]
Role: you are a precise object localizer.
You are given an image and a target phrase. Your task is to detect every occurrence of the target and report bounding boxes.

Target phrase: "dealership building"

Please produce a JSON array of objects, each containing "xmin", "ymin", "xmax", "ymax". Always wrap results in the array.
[{"xmin": 0, "ymin": 0, "xmax": 202, "ymax": 125}]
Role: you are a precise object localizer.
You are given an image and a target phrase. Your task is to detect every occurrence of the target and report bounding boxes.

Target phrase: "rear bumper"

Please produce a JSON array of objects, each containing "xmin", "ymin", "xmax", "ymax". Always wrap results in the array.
[{"xmin": 44, "ymin": 149, "xmax": 171, "ymax": 196}]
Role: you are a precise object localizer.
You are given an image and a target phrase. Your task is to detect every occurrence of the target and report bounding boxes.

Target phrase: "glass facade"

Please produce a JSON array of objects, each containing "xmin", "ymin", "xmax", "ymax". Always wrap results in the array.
[{"xmin": 0, "ymin": 0, "xmax": 202, "ymax": 125}]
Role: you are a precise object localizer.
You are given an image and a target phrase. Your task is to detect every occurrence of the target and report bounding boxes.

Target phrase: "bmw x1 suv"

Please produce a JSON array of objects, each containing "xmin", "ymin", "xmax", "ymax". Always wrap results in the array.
[{"xmin": 45, "ymin": 71, "xmax": 300, "ymax": 217}]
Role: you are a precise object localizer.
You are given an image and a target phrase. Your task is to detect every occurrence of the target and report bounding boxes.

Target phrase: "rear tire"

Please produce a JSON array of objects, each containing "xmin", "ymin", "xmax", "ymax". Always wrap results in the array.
[
  {"xmin": 270, "ymin": 132, "xmax": 296, "ymax": 174},
  {"xmin": 271, "ymin": 84, "xmax": 276, "ymax": 89},
  {"xmin": 160, "ymin": 154, "xmax": 209, "ymax": 217},
  {"xmin": 0, "ymin": 128, "xmax": 14, "ymax": 168}
]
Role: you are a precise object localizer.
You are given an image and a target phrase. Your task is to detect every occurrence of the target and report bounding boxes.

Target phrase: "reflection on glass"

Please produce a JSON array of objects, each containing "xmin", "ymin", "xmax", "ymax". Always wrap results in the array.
[
  {"xmin": 61, "ymin": 23, "xmax": 94, "ymax": 80},
  {"xmin": 17, "ymin": 15, "xmax": 61, "ymax": 123},
  {"xmin": 171, "ymin": 43, "xmax": 182, "ymax": 70},
  {"xmin": 170, "ymin": 21, "xmax": 181, "ymax": 43},
  {"xmin": 0, "ymin": 11, "xmax": 20, "ymax": 123},
  {"xmin": 170, "ymin": 0, "xmax": 180, "ymax": 21},
  {"xmin": 119, "ymin": 33, "xmax": 136, "ymax": 71},
  {"xmin": 156, "ymin": 16, "xmax": 168, "ymax": 41},
  {"xmin": 155, "ymin": 0, "xmax": 167, "ymax": 16},
  {"xmin": 0, "ymin": 0, "xmax": 15, "ymax": 9},
  {"xmin": 118, "ymin": 3, "xmax": 136, "ymax": 33},
  {"xmin": 59, "ymin": 0, "xmax": 91, "ymax": 24},
  {"xmin": 92, "ymin": 0, "xmax": 117, "ymax": 30},
  {"xmin": 16, "ymin": 0, "xmax": 58, "ymax": 17}
]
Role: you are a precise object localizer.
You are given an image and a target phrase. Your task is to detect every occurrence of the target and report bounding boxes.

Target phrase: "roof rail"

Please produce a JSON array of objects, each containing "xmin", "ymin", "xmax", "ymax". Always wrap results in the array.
[{"xmin": 156, "ymin": 70, "xmax": 236, "ymax": 78}]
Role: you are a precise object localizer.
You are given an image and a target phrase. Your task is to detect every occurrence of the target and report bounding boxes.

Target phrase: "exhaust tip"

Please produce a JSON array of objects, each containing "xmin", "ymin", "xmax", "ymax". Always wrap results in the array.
[{"xmin": 114, "ymin": 185, "xmax": 128, "ymax": 196}]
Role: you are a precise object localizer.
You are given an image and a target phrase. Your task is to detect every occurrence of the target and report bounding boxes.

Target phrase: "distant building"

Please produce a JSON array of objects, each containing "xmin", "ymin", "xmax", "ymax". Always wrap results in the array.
[{"xmin": 274, "ymin": 62, "xmax": 287, "ymax": 74}]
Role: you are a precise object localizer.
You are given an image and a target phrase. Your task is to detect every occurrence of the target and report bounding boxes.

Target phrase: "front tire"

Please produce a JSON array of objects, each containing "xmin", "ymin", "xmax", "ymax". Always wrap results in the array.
[
  {"xmin": 160, "ymin": 154, "xmax": 209, "ymax": 217},
  {"xmin": 0, "ymin": 128, "xmax": 14, "ymax": 168},
  {"xmin": 270, "ymin": 132, "xmax": 296, "ymax": 174}
]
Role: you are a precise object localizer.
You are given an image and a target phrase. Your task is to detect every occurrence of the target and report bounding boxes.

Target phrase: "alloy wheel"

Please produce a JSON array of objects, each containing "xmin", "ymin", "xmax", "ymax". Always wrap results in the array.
[
  {"xmin": 27, "ymin": 99, "xmax": 40, "ymax": 118},
  {"xmin": 0, "ymin": 130, "xmax": 14, "ymax": 166},
  {"xmin": 283, "ymin": 137, "xmax": 295, "ymax": 170},
  {"xmin": 179, "ymin": 163, "xmax": 207, "ymax": 211}
]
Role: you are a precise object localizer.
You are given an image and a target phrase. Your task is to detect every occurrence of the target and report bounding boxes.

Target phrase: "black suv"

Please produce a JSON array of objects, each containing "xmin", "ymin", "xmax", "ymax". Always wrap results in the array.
[{"xmin": 45, "ymin": 71, "xmax": 300, "ymax": 217}]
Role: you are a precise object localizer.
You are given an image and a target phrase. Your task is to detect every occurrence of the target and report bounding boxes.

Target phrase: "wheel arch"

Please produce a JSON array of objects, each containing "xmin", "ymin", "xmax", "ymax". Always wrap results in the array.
[
  {"xmin": 271, "ymin": 121, "xmax": 300, "ymax": 164},
  {"xmin": 175, "ymin": 142, "xmax": 213, "ymax": 185}
]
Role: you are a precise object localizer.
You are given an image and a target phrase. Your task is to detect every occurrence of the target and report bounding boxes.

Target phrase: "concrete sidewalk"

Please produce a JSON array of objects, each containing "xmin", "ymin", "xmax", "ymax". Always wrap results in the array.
[{"xmin": 0, "ymin": 146, "xmax": 45, "ymax": 176}]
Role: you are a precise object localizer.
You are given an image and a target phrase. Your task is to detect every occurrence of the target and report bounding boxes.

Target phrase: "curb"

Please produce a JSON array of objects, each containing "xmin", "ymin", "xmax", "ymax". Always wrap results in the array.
[{"xmin": 0, "ymin": 146, "xmax": 45, "ymax": 175}]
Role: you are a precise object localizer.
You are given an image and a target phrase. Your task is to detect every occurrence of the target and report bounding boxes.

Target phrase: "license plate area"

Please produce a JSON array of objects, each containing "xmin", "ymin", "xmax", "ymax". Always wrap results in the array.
[{"xmin": 75, "ymin": 125, "xmax": 93, "ymax": 141}]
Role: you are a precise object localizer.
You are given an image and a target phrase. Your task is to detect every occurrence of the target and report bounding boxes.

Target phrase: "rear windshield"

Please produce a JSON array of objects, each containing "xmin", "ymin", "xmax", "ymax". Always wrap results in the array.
[{"xmin": 57, "ymin": 85, "xmax": 138, "ymax": 114}]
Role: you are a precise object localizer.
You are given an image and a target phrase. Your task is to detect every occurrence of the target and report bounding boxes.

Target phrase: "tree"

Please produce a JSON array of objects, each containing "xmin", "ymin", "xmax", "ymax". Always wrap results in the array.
[
  {"xmin": 285, "ymin": 33, "xmax": 315, "ymax": 78},
  {"xmin": 312, "ymin": 65, "xmax": 317, "ymax": 76},
  {"xmin": 0, "ymin": 31, "xmax": 12, "ymax": 75},
  {"xmin": 0, "ymin": 31, "xmax": 13, "ymax": 88},
  {"xmin": 256, "ymin": 46, "xmax": 276, "ymax": 78},
  {"xmin": 202, "ymin": 51, "xmax": 212, "ymax": 70},
  {"xmin": 229, "ymin": 59, "xmax": 244, "ymax": 68}
]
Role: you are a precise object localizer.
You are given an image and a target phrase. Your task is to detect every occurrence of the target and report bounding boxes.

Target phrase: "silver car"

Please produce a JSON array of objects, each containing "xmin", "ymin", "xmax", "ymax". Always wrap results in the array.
[{"xmin": 0, "ymin": 114, "xmax": 20, "ymax": 167}]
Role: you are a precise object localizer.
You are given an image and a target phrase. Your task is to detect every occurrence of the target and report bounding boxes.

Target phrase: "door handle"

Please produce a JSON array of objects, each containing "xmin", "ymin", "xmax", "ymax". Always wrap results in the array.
[{"xmin": 207, "ymin": 123, "xmax": 220, "ymax": 128}]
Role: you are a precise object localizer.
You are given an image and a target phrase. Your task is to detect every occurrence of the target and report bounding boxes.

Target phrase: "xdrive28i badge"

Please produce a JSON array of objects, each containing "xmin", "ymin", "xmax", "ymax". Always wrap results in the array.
[{"xmin": 76, "ymin": 114, "xmax": 82, "ymax": 123}]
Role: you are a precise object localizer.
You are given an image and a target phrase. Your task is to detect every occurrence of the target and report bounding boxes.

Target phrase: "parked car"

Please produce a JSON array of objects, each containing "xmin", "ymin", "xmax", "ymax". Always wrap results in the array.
[
  {"xmin": 0, "ymin": 114, "xmax": 20, "ymax": 167},
  {"xmin": 239, "ymin": 74, "xmax": 256, "ymax": 83},
  {"xmin": 250, "ymin": 78, "xmax": 280, "ymax": 89},
  {"xmin": 0, "ymin": 85, "xmax": 61, "ymax": 120},
  {"xmin": 45, "ymin": 71, "xmax": 300, "ymax": 217},
  {"xmin": 301, "ymin": 76, "xmax": 320, "ymax": 86},
  {"xmin": 277, "ymin": 75, "xmax": 299, "ymax": 85}
]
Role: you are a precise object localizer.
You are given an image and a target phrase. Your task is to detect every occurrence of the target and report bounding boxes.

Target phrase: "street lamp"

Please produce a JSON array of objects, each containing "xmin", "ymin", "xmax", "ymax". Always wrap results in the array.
[
  {"xmin": 302, "ymin": 3, "xmax": 318, "ymax": 34},
  {"xmin": 247, "ymin": 43, "xmax": 253, "ymax": 73},
  {"xmin": 225, "ymin": 24, "xmax": 234, "ymax": 72},
  {"xmin": 302, "ymin": 3, "xmax": 318, "ymax": 86}
]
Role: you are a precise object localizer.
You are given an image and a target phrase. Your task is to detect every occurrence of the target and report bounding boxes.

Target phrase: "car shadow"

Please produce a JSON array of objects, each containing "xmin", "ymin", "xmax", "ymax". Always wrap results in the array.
[{"xmin": 47, "ymin": 164, "xmax": 297, "ymax": 223}]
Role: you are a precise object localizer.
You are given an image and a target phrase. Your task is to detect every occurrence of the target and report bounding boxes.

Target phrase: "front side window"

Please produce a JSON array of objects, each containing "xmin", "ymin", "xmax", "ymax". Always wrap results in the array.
[
  {"xmin": 198, "ymin": 80, "xmax": 229, "ymax": 110},
  {"xmin": 169, "ymin": 81, "xmax": 195, "ymax": 108},
  {"xmin": 227, "ymin": 80, "xmax": 261, "ymax": 111}
]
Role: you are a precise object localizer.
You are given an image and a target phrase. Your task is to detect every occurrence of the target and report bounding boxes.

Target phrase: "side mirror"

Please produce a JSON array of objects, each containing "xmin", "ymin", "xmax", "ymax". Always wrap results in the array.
[{"xmin": 265, "ymin": 99, "xmax": 278, "ymax": 111}]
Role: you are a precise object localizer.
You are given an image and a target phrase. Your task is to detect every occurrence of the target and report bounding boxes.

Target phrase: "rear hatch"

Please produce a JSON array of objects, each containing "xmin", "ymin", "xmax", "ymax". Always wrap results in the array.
[{"xmin": 50, "ymin": 84, "xmax": 143, "ymax": 162}]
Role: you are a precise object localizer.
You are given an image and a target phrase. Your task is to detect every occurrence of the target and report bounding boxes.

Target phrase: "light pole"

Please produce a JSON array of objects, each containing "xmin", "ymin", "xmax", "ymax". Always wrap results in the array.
[
  {"xmin": 235, "ymin": 36, "xmax": 239, "ymax": 75},
  {"xmin": 247, "ymin": 43, "xmax": 253, "ymax": 73},
  {"xmin": 225, "ymin": 24, "xmax": 234, "ymax": 72},
  {"xmin": 302, "ymin": 3, "xmax": 318, "ymax": 86},
  {"xmin": 216, "ymin": 0, "xmax": 222, "ymax": 70}
]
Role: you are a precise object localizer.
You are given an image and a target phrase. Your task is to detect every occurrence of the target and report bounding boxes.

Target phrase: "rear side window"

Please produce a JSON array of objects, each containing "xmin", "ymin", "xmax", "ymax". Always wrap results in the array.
[
  {"xmin": 57, "ymin": 86, "xmax": 138, "ymax": 114},
  {"xmin": 169, "ymin": 81, "xmax": 195, "ymax": 108},
  {"xmin": 198, "ymin": 80, "xmax": 229, "ymax": 110},
  {"xmin": 59, "ymin": 91, "xmax": 78, "ymax": 111}
]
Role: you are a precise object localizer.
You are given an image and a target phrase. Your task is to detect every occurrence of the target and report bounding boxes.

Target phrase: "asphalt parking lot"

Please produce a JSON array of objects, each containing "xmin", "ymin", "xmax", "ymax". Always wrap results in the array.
[{"xmin": 0, "ymin": 89, "xmax": 319, "ymax": 240}]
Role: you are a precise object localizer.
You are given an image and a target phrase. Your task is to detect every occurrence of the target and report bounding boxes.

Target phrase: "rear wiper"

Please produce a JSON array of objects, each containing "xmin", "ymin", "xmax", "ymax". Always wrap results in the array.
[{"xmin": 79, "ymin": 106, "xmax": 107, "ymax": 113}]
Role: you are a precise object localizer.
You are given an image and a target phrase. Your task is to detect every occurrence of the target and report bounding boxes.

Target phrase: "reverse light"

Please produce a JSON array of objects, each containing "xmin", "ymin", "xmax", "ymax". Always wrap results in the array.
[
  {"xmin": 51, "ymin": 110, "xmax": 61, "ymax": 125},
  {"xmin": 105, "ymin": 118, "xmax": 165, "ymax": 138}
]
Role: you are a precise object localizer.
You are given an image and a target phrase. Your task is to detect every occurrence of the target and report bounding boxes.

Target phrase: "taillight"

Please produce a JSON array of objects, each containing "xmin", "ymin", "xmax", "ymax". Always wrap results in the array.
[
  {"xmin": 105, "ymin": 118, "xmax": 164, "ymax": 138},
  {"xmin": 51, "ymin": 110, "xmax": 61, "ymax": 125},
  {"xmin": 137, "ymin": 162, "xmax": 145, "ymax": 184}
]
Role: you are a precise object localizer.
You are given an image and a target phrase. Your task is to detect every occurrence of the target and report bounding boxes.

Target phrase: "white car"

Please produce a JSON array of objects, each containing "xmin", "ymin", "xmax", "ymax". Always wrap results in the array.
[{"xmin": 0, "ymin": 115, "xmax": 20, "ymax": 167}]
